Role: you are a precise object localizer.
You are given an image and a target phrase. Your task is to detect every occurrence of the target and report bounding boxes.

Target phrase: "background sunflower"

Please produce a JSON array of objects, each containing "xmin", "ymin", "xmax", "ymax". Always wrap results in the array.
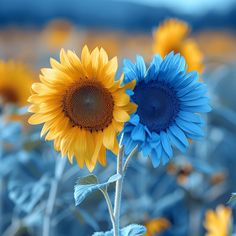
[
  {"xmin": 0, "ymin": 61, "xmax": 34, "ymax": 106},
  {"xmin": 153, "ymin": 19, "xmax": 204, "ymax": 74}
]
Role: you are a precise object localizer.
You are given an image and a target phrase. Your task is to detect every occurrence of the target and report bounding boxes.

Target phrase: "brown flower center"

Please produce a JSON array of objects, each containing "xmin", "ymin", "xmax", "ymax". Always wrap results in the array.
[
  {"xmin": 0, "ymin": 87, "xmax": 18, "ymax": 104},
  {"xmin": 62, "ymin": 80, "xmax": 114, "ymax": 131}
]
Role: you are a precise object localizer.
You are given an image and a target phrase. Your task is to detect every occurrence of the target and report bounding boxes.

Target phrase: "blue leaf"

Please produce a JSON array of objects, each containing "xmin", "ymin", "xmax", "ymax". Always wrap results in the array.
[
  {"xmin": 8, "ymin": 174, "xmax": 50, "ymax": 213},
  {"xmin": 228, "ymin": 193, "xmax": 236, "ymax": 203},
  {"xmin": 92, "ymin": 224, "xmax": 146, "ymax": 236},
  {"xmin": 121, "ymin": 224, "xmax": 146, "ymax": 236},
  {"xmin": 74, "ymin": 174, "xmax": 121, "ymax": 206},
  {"xmin": 92, "ymin": 232, "xmax": 113, "ymax": 236}
]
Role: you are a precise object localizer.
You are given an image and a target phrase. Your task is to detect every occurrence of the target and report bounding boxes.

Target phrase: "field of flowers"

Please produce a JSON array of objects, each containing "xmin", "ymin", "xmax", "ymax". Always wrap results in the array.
[{"xmin": 0, "ymin": 1, "xmax": 236, "ymax": 236}]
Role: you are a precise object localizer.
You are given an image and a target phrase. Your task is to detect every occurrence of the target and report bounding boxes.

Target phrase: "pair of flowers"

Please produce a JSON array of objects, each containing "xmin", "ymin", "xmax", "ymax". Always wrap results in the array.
[{"xmin": 28, "ymin": 45, "xmax": 211, "ymax": 172}]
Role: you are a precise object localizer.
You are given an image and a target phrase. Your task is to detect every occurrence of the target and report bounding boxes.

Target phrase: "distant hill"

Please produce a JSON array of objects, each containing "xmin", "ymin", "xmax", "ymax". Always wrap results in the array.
[{"xmin": 0, "ymin": 0, "xmax": 235, "ymax": 31}]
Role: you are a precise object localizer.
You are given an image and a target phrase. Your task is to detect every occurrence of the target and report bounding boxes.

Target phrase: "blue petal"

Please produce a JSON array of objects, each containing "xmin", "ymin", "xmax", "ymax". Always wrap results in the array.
[
  {"xmin": 142, "ymin": 143, "xmax": 152, "ymax": 156},
  {"xmin": 136, "ymin": 55, "xmax": 146, "ymax": 79},
  {"xmin": 177, "ymin": 82, "xmax": 208, "ymax": 98},
  {"xmin": 124, "ymin": 138, "xmax": 139, "ymax": 155},
  {"xmin": 167, "ymin": 53, "xmax": 186, "ymax": 73},
  {"xmin": 144, "ymin": 126, "xmax": 152, "ymax": 137},
  {"xmin": 129, "ymin": 114, "xmax": 140, "ymax": 125},
  {"xmin": 175, "ymin": 117, "xmax": 204, "ymax": 136},
  {"xmin": 175, "ymin": 55, "xmax": 186, "ymax": 72},
  {"xmin": 169, "ymin": 125, "xmax": 189, "ymax": 146},
  {"xmin": 148, "ymin": 132, "xmax": 160, "ymax": 148},
  {"xmin": 179, "ymin": 87, "xmax": 208, "ymax": 101},
  {"xmin": 177, "ymin": 83, "xmax": 200, "ymax": 98},
  {"xmin": 131, "ymin": 124, "xmax": 146, "ymax": 141},
  {"xmin": 178, "ymin": 111, "xmax": 204, "ymax": 124},
  {"xmin": 175, "ymin": 71, "xmax": 198, "ymax": 90},
  {"xmin": 169, "ymin": 71, "xmax": 186, "ymax": 86},
  {"xmin": 150, "ymin": 132, "xmax": 160, "ymax": 142},
  {"xmin": 123, "ymin": 125, "xmax": 134, "ymax": 133},
  {"xmin": 152, "ymin": 54, "xmax": 162, "ymax": 67},
  {"xmin": 180, "ymin": 97, "xmax": 209, "ymax": 106},
  {"xmin": 185, "ymin": 132, "xmax": 204, "ymax": 140},
  {"xmin": 180, "ymin": 104, "xmax": 212, "ymax": 113},
  {"xmin": 150, "ymin": 148, "xmax": 161, "ymax": 167},
  {"xmin": 123, "ymin": 59, "xmax": 137, "ymax": 82},
  {"xmin": 160, "ymin": 51, "xmax": 174, "ymax": 72},
  {"xmin": 167, "ymin": 128, "xmax": 188, "ymax": 153},
  {"xmin": 162, "ymin": 68, "xmax": 179, "ymax": 83},
  {"xmin": 160, "ymin": 131, "xmax": 173, "ymax": 158},
  {"xmin": 161, "ymin": 149, "xmax": 170, "ymax": 165},
  {"xmin": 170, "ymin": 71, "xmax": 186, "ymax": 87},
  {"xmin": 126, "ymin": 89, "xmax": 134, "ymax": 96},
  {"xmin": 146, "ymin": 55, "xmax": 162, "ymax": 82},
  {"xmin": 122, "ymin": 132, "xmax": 132, "ymax": 144}
]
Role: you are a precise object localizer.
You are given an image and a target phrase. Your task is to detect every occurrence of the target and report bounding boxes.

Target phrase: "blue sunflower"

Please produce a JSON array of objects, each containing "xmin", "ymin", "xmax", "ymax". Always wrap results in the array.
[{"xmin": 122, "ymin": 52, "xmax": 211, "ymax": 167}]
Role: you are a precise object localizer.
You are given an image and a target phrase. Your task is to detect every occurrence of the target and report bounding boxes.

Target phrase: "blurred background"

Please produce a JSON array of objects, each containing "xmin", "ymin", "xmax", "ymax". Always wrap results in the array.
[{"xmin": 0, "ymin": 0, "xmax": 236, "ymax": 236}]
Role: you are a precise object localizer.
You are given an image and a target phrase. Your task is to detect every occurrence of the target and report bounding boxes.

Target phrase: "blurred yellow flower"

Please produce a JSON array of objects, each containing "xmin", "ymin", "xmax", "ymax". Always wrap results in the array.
[
  {"xmin": 28, "ymin": 46, "xmax": 136, "ymax": 172},
  {"xmin": 204, "ymin": 205, "xmax": 232, "ymax": 236},
  {"xmin": 0, "ymin": 61, "xmax": 34, "ymax": 106},
  {"xmin": 145, "ymin": 218, "xmax": 170, "ymax": 236},
  {"xmin": 153, "ymin": 19, "xmax": 204, "ymax": 74},
  {"xmin": 43, "ymin": 19, "xmax": 73, "ymax": 49},
  {"xmin": 83, "ymin": 31, "xmax": 120, "ymax": 58}
]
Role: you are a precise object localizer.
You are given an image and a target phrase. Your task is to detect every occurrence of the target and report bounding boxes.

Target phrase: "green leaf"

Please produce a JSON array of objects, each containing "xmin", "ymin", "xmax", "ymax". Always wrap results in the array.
[
  {"xmin": 77, "ymin": 174, "xmax": 98, "ymax": 185},
  {"xmin": 92, "ymin": 224, "xmax": 146, "ymax": 236},
  {"xmin": 74, "ymin": 174, "xmax": 121, "ymax": 206}
]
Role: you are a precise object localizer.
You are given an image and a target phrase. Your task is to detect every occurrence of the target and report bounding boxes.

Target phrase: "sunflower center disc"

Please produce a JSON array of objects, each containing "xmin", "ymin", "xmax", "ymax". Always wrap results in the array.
[
  {"xmin": 0, "ymin": 87, "xmax": 18, "ymax": 104},
  {"xmin": 133, "ymin": 80, "xmax": 179, "ymax": 133},
  {"xmin": 63, "ymin": 81, "xmax": 114, "ymax": 131}
]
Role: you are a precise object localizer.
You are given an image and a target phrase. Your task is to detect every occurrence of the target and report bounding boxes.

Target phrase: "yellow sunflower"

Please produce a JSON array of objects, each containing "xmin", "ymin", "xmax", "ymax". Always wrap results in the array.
[
  {"xmin": 204, "ymin": 205, "xmax": 232, "ymax": 236},
  {"xmin": 0, "ymin": 61, "xmax": 33, "ymax": 106},
  {"xmin": 145, "ymin": 218, "xmax": 170, "ymax": 236},
  {"xmin": 28, "ymin": 46, "xmax": 136, "ymax": 172},
  {"xmin": 153, "ymin": 18, "xmax": 204, "ymax": 74}
]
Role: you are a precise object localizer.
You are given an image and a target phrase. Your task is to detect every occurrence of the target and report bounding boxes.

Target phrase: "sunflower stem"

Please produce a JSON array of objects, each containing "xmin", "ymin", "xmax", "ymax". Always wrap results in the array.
[
  {"xmin": 43, "ymin": 157, "xmax": 67, "ymax": 236},
  {"xmin": 0, "ymin": 137, "xmax": 3, "ymax": 235},
  {"xmin": 101, "ymin": 189, "xmax": 116, "ymax": 233},
  {"xmin": 113, "ymin": 145, "xmax": 124, "ymax": 236},
  {"xmin": 123, "ymin": 145, "xmax": 139, "ymax": 173}
]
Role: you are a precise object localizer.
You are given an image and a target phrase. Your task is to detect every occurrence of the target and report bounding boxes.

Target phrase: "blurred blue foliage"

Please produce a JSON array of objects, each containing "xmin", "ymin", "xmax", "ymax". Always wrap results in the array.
[
  {"xmin": 93, "ymin": 224, "xmax": 146, "ymax": 236},
  {"xmin": 1, "ymin": 61, "xmax": 236, "ymax": 236}
]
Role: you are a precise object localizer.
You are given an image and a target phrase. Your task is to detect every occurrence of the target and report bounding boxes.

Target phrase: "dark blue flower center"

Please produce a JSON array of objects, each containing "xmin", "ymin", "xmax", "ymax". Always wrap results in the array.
[{"xmin": 132, "ymin": 80, "xmax": 179, "ymax": 133}]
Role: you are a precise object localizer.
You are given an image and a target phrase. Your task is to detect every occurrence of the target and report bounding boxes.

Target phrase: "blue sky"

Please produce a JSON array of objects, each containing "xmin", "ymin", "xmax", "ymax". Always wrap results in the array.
[{"xmin": 116, "ymin": 0, "xmax": 235, "ymax": 14}]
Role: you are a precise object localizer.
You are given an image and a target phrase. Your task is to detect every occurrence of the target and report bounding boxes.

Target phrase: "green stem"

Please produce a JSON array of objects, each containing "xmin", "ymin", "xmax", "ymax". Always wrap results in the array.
[
  {"xmin": 123, "ymin": 145, "xmax": 139, "ymax": 173},
  {"xmin": 0, "ymin": 139, "xmax": 3, "ymax": 235},
  {"xmin": 101, "ymin": 189, "xmax": 116, "ymax": 233},
  {"xmin": 113, "ymin": 145, "xmax": 124, "ymax": 236},
  {"xmin": 113, "ymin": 143, "xmax": 138, "ymax": 236}
]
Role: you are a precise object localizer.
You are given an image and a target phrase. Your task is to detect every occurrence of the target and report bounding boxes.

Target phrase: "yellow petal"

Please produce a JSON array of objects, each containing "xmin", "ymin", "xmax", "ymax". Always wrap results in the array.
[
  {"xmin": 90, "ymin": 47, "xmax": 99, "ymax": 76},
  {"xmin": 98, "ymin": 145, "xmax": 106, "ymax": 166},
  {"xmin": 99, "ymin": 48, "xmax": 108, "ymax": 66},
  {"xmin": 113, "ymin": 91, "xmax": 130, "ymax": 106},
  {"xmin": 91, "ymin": 132, "xmax": 103, "ymax": 164},
  {"xmin": 111, "ymin": 138, "xmax": 119, "ymax": 155},
  {"xmin": 81, "ymin": 45, "xmax": 91, "ymax": 68},
  {"xmin": 113, "ymin": 108, "xmax": 130, "ymax": 122},
  {"xmin": 85, "ymin": 159, "xmax": 96, "ymax": 172},
  {"xmin": 28, "ymin": 105, "xmax": 40, "ymax": 113},
  {"xmin": 103, "ymin": 125, "xmax": 116, "ymax": 150},
  {"xmin": 101, "ymin": 56, "xmax": 118, "ymax": 76}
]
